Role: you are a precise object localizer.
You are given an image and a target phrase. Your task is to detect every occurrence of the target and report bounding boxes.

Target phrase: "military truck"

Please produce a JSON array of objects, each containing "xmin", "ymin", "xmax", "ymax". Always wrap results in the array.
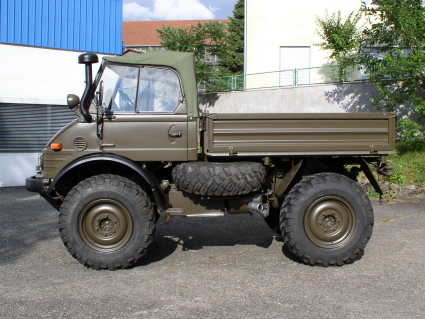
[{"xmin": 26, "ymin": 51, "xmax": 395, "ymax": 270}]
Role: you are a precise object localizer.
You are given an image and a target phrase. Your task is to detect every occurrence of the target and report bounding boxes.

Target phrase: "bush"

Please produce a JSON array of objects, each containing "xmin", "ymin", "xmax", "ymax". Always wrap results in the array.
[{"xmin": 396, "ymin": 117, "xmax": 425, "ymax": 143}]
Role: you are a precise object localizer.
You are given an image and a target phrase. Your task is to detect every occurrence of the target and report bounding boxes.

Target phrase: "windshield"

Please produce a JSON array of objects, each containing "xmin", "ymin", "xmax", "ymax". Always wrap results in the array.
[{"xmin": 91, "ymin": 63, "xmax": 182, "ymax": 113}]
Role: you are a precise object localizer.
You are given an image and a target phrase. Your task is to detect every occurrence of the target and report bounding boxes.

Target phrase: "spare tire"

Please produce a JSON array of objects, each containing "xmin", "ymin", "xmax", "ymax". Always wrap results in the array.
[{"xmin": 172, "ymin": 162, "xmax": 266, "ymax": 197}]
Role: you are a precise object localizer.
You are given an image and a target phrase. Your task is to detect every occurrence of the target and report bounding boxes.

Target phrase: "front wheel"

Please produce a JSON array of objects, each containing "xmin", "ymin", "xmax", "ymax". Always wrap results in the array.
[
  {"xmin": 280, "ymin": 173, "xmax": 373, "ymax": 266},
  {"xmin": 59, "ymin": 174, "xmax": 155, "ymax": 270}
]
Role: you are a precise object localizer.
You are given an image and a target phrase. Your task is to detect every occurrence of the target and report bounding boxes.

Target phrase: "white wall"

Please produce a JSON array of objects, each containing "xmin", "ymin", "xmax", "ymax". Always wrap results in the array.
[
  {"xmin": 0, "ymin": 44, "xmax": 111, "ymax": 187},
  {"xmin": 0, "ymin": 153, "xmax": 39, "ymax": 187},
  {"xmin": 0, "ymin": 44, "xmax": 105, "ymax": 105},
  {"xmin": 245, "ymin": 0, "xmax": 366, "ymax": 87}
]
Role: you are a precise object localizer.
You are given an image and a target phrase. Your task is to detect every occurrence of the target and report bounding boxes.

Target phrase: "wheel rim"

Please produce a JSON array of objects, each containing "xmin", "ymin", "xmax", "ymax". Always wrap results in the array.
[
  {"xmin": 78, "ymin": 199, "xmax": 133, "ymax": 252},
  {"xmin": 304, "ymin": 196, "xmax": 356, "ymax": 249}
]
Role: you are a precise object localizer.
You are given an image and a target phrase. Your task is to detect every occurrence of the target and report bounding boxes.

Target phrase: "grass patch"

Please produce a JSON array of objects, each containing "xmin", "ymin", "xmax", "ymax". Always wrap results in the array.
[{"xmin": 387, "ymin": 141, "xmax": 425, "ymax": 186}]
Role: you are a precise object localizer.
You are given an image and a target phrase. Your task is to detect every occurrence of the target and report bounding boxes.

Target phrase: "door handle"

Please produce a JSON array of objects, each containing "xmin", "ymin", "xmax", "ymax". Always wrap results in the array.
[{"xmin": 169, "ymin": 132, "xmax": 182, "ymax": 138}]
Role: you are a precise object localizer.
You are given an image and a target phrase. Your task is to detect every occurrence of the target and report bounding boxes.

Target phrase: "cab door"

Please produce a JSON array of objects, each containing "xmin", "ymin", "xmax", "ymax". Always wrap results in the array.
[{"xmin": 100, "ymin": 64, "xmax": 188, "ymax": 161}]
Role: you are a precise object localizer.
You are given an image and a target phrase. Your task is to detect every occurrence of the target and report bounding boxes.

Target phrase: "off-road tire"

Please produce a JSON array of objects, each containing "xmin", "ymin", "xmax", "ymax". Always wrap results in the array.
[
  {"xmin": 172, "ymin": 162, "xmax": 266, "ymax": 196},
  {"xmin": 280, "ymin": 173, "xmax": 373, "ymax": 266},
  {"xmin": 59, "ymin": 174, "xmax": 155, "ymax": 270}
]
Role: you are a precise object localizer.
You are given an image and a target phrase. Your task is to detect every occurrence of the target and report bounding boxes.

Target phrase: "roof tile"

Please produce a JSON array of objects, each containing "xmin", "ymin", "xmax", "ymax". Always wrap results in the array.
[{"xmin": 123, "ymin": 20, "xmax": 229, "ymax": 46}]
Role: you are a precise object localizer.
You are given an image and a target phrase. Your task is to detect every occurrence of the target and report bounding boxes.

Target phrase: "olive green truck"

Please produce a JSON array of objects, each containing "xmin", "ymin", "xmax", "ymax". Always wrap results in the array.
[{"xmin": 26, "ymin": 51, "xmax": 396, "ymax": 270}]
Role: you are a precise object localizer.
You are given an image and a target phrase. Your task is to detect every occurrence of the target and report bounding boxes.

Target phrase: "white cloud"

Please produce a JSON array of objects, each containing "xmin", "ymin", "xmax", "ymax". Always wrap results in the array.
[
  {"xmin": 123, "ymin": 0, "xmax": 216, "ymax": 21},
  {"xmin": 123, "ymin": 2, "xmax": 156, "ymax": 21},
  {"xmin": 208, "ymin": 4, "xmax": 219, "ymax": 14}
]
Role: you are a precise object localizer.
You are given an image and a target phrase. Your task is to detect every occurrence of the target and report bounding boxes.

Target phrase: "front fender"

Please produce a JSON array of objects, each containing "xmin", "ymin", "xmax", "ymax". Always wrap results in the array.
[{"xmin": 48, "ymin": 154, "xmax": 170, "ymax": 213}]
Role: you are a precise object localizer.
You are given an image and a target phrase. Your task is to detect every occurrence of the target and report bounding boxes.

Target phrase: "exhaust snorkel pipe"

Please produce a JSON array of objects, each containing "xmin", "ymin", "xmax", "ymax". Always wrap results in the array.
[{"xmin": 78, "ymin": 53, "xmax": 99, "ymax": 123}]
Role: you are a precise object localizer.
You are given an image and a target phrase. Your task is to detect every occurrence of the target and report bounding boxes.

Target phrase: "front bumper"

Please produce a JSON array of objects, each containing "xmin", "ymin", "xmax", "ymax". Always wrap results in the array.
[
  {"xmin": 26, "ymin": 176, "xmax": 60, "ymax": 211},
  {"xmin": 26, "ymin": 176, "xmax": 45, "ymax": 193}
]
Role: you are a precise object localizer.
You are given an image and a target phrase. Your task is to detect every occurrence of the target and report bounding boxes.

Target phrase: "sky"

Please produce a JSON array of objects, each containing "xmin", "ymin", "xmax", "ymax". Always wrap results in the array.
[{"xmin": 123, "ymin": 0, "xmax": 238, "ymax": 21}]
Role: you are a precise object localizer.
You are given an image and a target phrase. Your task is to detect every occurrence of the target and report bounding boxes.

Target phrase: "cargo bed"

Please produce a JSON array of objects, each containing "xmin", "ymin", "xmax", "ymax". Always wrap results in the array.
[{"xmin": 203, "ymin": 113, "xmax": 396, "ymax": 156}]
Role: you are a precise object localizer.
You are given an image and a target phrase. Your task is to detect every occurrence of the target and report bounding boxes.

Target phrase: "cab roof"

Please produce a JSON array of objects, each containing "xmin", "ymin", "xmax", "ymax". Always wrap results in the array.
[{"xmin": 104, "ymin": 51, "xmax": 198, "ymax": 117}]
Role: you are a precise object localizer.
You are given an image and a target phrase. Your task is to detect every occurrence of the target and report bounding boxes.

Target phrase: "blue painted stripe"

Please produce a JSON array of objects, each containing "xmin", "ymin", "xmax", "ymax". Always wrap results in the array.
[
  {"xmin": 54, "ymin": 0, "xmax": 61, "ymax": 48},
  {"xmin": 7, "ymin": 0, "xmax": 14, "ymax": 42},
  {"xmin": 0, "ymin": 1, "xmax": 8, "ymax": 42},
  {"xmin": 21, "ymin": 0, "xmax": 29, "ymax": 44},
  {"xmin": 103, "ymin": 0, "xmax": 110, "ymax": 51},
  {"xmin": 60, "ymin": 0, "xmax": 67, "ymax": 48},
  {"xmin": 14, "ymin": 0, "xmax": 21, "ymax": 43},
  {"xmin": 47, "ymin": 0, "xmax": 54, "ymax": 47},
  {"xmin": 41, "ymin": 0, "xmax": 48, "ymax": 47},
  {"xmin": 34, "ymin": 0, "xmax": 42, "ymax": 46},
  {"xmin": 28, "ymin": 0, "xmax": 36, "ymax": 46}
]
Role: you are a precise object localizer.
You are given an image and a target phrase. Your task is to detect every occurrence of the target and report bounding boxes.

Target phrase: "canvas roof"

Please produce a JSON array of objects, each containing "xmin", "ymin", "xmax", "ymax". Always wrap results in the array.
[{"xmin": 104, "ymin": 51, "xmax": 198, "ymax": 117}]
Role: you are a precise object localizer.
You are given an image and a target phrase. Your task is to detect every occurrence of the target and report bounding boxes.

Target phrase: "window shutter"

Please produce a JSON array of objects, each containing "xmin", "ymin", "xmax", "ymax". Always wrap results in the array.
[{"xmin": 0, "ymin": 104, "xmax": 76, "ymax": 151}]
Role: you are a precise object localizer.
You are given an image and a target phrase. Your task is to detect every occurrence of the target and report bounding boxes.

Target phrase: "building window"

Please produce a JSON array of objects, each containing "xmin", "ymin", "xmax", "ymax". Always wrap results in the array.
[{"xmin": 361, "ymin": 0, "xmax": 379, "ymax": 10}]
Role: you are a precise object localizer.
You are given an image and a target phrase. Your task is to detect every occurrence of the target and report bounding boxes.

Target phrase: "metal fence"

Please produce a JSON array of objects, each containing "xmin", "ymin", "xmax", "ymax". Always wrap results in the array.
[{"xmin": 207, "ymin": 65, "xmax": 366, "ymax": 92}]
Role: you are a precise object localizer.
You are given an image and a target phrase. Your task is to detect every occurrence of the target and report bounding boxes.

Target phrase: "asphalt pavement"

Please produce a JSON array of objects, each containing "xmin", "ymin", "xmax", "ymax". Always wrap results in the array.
[{"xmin": 0, "ymin": 186, "xmax": 424, "ymax": 318}]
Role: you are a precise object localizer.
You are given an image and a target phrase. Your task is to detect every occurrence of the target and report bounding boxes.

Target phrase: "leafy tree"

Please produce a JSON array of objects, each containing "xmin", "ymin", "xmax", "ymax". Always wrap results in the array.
[
  {"xmin": 156, "ymin": 21, "xmax": 227, "ymax": 86},
  {"xmin": 316, "ymin": 0, "xmax": 425, "ymax": 119},
  {"xmin": 156, "ymin": 1, "xmax": 245, "ymax": 91},
  {"xmin": 316, "ymin": 10, "xmax": 363, "ymax": 82},
  {"xmin": 361, "ymin": 0, "xmax": 425, "ymax": 118},
  {"xmin": 218, "ymin": 0, "xmax": 245, "ymax": 75}
]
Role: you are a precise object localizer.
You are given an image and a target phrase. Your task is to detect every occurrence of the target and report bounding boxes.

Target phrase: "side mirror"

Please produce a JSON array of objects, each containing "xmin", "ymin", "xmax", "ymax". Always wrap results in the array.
[{"xmin": 67, "ymin": 94, "xmax": 80, "ymax": 109}]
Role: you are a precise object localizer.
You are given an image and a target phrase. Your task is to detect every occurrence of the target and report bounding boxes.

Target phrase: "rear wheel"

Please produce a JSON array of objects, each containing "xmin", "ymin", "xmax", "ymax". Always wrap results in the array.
[
  {"xmin": 280, "ymin": 173, "xmax": 373, "ymax": 266},
  {"xmin": 59, "ymin": 174, "xmax": 155, "ymax": 270}
]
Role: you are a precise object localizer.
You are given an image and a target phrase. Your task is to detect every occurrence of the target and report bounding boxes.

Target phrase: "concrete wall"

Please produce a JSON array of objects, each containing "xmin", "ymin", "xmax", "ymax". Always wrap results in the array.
[
  {"xmin": 200, "ymin": 82, "xmax": 424, "ymax": 126},
  {"xmin": 200, "ymin": 82, "xmax": 381, "ymax": 114}
]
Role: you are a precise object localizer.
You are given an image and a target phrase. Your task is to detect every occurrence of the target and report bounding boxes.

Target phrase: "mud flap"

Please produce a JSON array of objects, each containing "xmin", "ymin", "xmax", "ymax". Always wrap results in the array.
[{"xmin": 359, "ymin": 157, "xmax": 384, "ymax": 204}]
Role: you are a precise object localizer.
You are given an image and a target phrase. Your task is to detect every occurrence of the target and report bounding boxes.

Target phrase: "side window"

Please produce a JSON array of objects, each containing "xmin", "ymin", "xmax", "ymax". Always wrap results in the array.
[
  {"xmin": 95, "ymin": 64, "xmax": 139, "ymax": 113},
  {"xmin": 109, "ymin": 65, "xmax": 139, "ymax": 112},
  {"xmin": 137, "ymin": 68, "xmax": 181, "ymax": 112}
]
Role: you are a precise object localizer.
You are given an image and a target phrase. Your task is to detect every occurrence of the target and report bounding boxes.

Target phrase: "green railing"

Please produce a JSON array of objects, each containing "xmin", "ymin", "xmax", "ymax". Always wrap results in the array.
[
  {"xmin": 207, "ymin": 65, "xmax": 365, "ymax": 93},
  {"xmin": 206, "ymin": 74, "xmax": 245, "ymax": 92}
]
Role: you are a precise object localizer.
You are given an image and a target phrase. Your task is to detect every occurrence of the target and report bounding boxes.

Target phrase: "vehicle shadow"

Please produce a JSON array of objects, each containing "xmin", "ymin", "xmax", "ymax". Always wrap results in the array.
[
  {"xmin": 135, "ymin": 214, "xmax": 278, "ymax": 267},
  {"xmin": 324, "ymin": 81, "xmax": 380, "ymax": 113},
  {"xmin": 1, "ymin": 187, "xmax": 279, "ymax": 269},
  {"xmin": 281, "ymin": 244, "xmax": 303, "ymax": 265},
  {"xmin": 323, "ymin": 81, "xmax": 424, "ymax": 122}
]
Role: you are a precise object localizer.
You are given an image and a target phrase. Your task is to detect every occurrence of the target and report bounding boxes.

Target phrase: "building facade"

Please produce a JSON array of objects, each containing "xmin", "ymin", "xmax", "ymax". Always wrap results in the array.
[
  {"xmin": 244, "ymin": 0, "xmax": 370, "ymax": 89},
  {"xmin": 122, "ymin": 19, "xmax": 229, "ymax": 63},
  {"xmin": 0, "ymin": 0, "xmax": 122, "ymax": 186}
]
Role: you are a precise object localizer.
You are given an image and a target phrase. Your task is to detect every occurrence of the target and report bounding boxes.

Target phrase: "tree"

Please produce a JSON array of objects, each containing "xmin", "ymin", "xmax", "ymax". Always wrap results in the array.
[
  {"xmin": 316, "ymin": 0, "xmax": 425, "ymax": 118},
  {"xmin": 156, "ymin": 1, "xmax": 245, "ymax": 91},
  {"xmin": 156, "ymin": 21, "xmax": 227, "ymax": 86},
  {"xmin": 362, "ymin": 0, "xmax": 425, "ymax": 118},
  {"xmin": 315, "ymin": 10, "xmax": 363, "ymax": 82},
  {"xmin": 218, "ymin": 0, "xmax": 245, "ymax": 75}
]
